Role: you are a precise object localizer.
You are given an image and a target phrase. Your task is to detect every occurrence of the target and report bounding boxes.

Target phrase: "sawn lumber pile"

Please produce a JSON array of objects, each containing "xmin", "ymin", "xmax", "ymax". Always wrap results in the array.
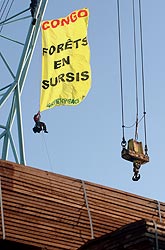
[
  {"xmin": 0, "ymin": 160, "xmax": 164, "ymax": 250},
  {"xmin": 78, "ymin": 219, "xmax": 165, "ymax": 250}
]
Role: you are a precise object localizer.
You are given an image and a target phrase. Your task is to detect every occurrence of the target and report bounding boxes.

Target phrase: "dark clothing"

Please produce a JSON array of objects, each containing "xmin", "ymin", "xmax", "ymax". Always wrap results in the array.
[
  {"xmin": 34, "ymin": 112, "xmax": 41, "ymax": 123},
  {"xmin": 33, "ymin": 112, "xmax": 48, "ymax": 133},
  {"xmin": 30, "ymin": 0, "xmax": 38, "ymax": 17},
  {"xmin": 36, "ymin": 121, "xmax": 47, "ymax": 132}
]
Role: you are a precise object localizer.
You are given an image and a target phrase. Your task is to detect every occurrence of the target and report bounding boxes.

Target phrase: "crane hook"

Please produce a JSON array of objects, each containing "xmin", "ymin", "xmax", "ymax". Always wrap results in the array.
[{"xmin": 132, "ymin": 162, "xmax": 141, "ymax": 181}]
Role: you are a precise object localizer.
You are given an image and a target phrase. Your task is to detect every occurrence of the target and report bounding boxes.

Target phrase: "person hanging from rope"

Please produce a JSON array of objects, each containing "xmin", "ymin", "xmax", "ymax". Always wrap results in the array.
[
  {"xmin": 33, "ymin": 111, "xmax": 48, "ymax": 133},
  {"xmin": 30, "ymin": 0, "xmax": 38, "ymax": 25}
]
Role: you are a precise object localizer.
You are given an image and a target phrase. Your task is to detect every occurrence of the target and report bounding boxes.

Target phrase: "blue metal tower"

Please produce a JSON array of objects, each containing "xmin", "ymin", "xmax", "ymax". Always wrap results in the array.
[{"xmin": 0, "ymin": 0, "xmax": 48, "ymax": 164}]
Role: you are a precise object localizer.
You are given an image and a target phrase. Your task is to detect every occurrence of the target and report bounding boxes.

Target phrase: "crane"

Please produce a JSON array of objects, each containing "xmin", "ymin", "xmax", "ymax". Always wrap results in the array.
[{"xmin": 0, "ymin": 0, "xmax": 48, "ymax": 164}]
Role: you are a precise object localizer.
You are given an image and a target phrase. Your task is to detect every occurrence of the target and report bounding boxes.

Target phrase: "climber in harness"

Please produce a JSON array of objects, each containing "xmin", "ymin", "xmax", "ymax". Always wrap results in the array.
[
  {"xmin": 30, "ymin": 0, "xmax": 38, "ymax": 25},
  {"xmin": 33, "ymin": 111, "xmax": 48, "ymax": 133}
]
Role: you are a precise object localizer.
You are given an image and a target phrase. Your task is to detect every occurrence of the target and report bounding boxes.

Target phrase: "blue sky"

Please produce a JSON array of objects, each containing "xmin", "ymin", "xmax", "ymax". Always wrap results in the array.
[{"xmin": 1, "ymin": 0, "xmax": 165, "ymax": 202}]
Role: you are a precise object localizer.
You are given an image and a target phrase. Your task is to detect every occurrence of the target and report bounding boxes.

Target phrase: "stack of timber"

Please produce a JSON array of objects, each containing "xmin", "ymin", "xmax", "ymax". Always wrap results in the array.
[
  {"xmin": 78, "ymin": 219, "xmax": 165, "ymax": 250},
  {"xmin": 0, "ymin": 160, "xmax": 164, "ymax": 250}
]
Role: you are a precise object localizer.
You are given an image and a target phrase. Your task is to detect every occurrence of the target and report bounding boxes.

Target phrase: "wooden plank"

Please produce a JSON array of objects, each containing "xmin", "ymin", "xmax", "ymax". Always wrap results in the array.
[
  {"xmin": 0, "ymin": 160, "xmax": 165, "ymax": 250},
  {"xmin": 1, "ymin": 180, "xmax": 84, "ymax": 209},
  {"xmin": 78, "ymin": 219, "xmax": 165, "ymax": 250},
  {"xmin": 0, "ymin": 160, "xmax": 81, "ymax": 188},
  {"xmin": 0, "ymin": 173, "xmax": 83, "ymax": 199},
  {"xmin": 85, "ymin": 181, "xmax": 159, "ymax": 208}
]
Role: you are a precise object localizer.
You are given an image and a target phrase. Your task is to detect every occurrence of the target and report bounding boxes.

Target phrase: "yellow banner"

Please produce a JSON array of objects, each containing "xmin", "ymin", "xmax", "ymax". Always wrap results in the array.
[{"xmin": 40, "ymin": 8, "xmax": 91, "ymax": 112}]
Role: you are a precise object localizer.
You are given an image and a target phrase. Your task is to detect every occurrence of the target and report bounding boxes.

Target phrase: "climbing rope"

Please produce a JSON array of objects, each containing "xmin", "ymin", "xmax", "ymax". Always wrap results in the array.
[{"xmin": 40, "ymin": 131, "xmax": 55, "ymax": 173}]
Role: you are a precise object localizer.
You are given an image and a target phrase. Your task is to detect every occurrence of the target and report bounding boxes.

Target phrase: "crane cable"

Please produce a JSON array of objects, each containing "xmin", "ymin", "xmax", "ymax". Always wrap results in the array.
[
  {"xmin": 139, "ymin": 0, "xmax": 148, "ymax": 155},
  {"xmin": 117, "ymin": 0, "xmax": 148, "ymax": 155},
  {"xmin": 132, "ymin": 0, "xmax": 139, "ymax": 141},
  {"xmin": 116, "ymin": 0, "xmax": 126, "ymax": 148}
]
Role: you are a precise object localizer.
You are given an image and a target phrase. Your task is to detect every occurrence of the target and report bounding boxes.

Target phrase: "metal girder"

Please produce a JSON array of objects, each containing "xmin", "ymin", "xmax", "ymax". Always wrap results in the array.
[{"xmin": 0, "ymin": 0, "xmax": 48, "ymax": 164}]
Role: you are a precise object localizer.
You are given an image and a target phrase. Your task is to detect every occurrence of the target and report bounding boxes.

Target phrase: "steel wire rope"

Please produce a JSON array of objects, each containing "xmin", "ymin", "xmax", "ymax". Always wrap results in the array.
[
  {"xmin": 117, "ymin": 0, "xmax": 148, "ymax": 151},
  {"xmin": 132, "ymin": 0, "xmax": 139, "ymax": 140},
  {"xmin": 116, "ymin": 0, "xmax": 126, "ymax": 147},
  {"xmin": 0, "ymin": 0, "xmax": 7, "ymax": 20},
  {"xmin": 122, "ymin": 0, "xmax": 141, "ymax": 136},
  {"xmin": 124, "ymin": 114, "xmax": 144, "ymax": 129},
  {"xmin": 139, "ymin": 0, "xmax": 148, "ymax": 155},
  {"xmin": 0, "ymin": 14, "xmax": 30, "ymax": 27},
  {"xmin": 0, "ymin": 0, "xmax": 10, "ymax": 24},
  {"xmin": 0, "ymin": 0, "xmax": 14, "ymax": 32},
  {"xmin": 0, "ymin": 0, "xmax": 6, "ymax": 17},
  {"xmin": 0, "ymin": 7, "xmax": 30, "ymax": 26}
]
